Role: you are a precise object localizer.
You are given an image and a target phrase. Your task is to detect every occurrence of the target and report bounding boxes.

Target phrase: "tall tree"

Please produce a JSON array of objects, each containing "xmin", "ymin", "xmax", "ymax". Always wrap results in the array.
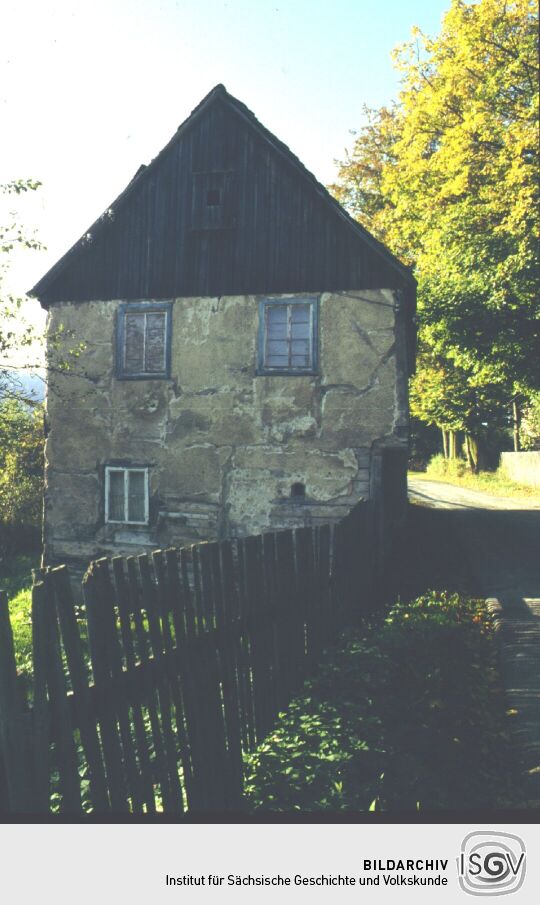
[
  {"xmin": 329, "ymin": 105, "xmax": 400, "ymax": 248},
  {"xmin": 386, "ymin": 0, "xmax": 539, "ymax": 396},
  {"xmin": 331, "ymin": 0, "xmax": 539, "ymax": 462},
  {"xmin": 409, "ymin": 353, "xmax": 509, "ymax": 471}
]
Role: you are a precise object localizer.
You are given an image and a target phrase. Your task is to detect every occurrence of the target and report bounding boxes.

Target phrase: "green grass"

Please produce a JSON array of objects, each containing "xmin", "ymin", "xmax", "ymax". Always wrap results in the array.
[
  {"xmin": 244, "ymin": 591, "xmax": 524, "ymax": 812},
  {"xmin": 412, "ymin": 460, "xmax": 537, "ymax": 501},
  {"xmin": 0, "ymin": 553, "xmax": 40, "ymax": 673}
]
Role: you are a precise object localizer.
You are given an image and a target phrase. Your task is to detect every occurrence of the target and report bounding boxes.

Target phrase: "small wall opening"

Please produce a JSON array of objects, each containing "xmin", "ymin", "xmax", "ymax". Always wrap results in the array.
[{"xmin": 290, "ymin": 482, "xmax": 306, "ymax": 499}]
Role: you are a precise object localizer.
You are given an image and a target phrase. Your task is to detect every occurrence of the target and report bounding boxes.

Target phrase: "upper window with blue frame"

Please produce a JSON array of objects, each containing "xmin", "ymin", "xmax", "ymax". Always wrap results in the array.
[
  {"xmin": 116, "ymin": 302, "xmax": 172, "ymax": 379},
  {"xmin": 257, "ymin": 297, "xmax": 318, "ymax": 375}
]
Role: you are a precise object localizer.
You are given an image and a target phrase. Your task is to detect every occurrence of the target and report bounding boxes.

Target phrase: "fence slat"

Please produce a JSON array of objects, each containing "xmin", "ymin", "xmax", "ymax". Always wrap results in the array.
[
  {"xmin": 163, "ymin": 548, "xmax": 197, "ymax": 808},
  {"xmin": 93, "ymin": 559, "xmax": 147, "ymax": 813},
  {"xmin": 49, "ymin": 566, "xmax": 110, "ymax": 812},
  {"xmin": 190, "ymin": 545, "xmax": 229, "ymax": 810},
  {"xmin": 295, "ymin": 526, "xmax": 316, "ymax": 672},
  {"xmin": 30, "ymin": 582, "xmax": 50, "ymax": 812},
  {"xmin": 236, "ymin": 538, "xmax": 256, "ymax": 750},
  {"xmin": 138, "ymin": 554, "xmax": 184, "ymax": 812},
  {"xmin": 126, "ymin": 555, "xmax": 172, "ymax": 810},
  {"xmin": 39, "ymin": 579, "xmax": 82, "ymax": 813},
  {"xmin": 152, "ymin": 550, "xmax": 193, "ymax": 809},
  {"xmin": 112, "ymin": 556, "xmax": 156, "ymax": 813},
  {"xmin": 242, "ymin": 536, "xmax": 268, "ymax": 745},
  {"xmin": 274, "ymin": 530, "xmax": 297, "ymax": 710},
  {"xmin": 83, "ymin": 564, "xmax": 129, "ymax": 812},
  {"xmin": 211, "ymin": 542, "xmax": 244, "ymax": 809},
  {"xmin": 176, "ymin": 547, "xmax": 210, "ymax": 809}
]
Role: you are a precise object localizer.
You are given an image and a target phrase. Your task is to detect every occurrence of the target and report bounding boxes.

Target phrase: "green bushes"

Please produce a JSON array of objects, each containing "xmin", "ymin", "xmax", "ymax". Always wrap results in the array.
[
  {"xmin": 244, "ymin": 638, "xmax": 388, "ymax": 811},
  {"xmin": 0, "ymin": 398, "xmax": 44, "ymax": 558},
  {"xmin": 244, "ymin": 591, "xmax": 520, "ymax": 811},
  {"xmin": 425, "ymin": 453, "xmax": 468, "ymax": 480},
  {"xmin": 0, "ymin": 553, "xmax": 39, "ymax": 674}
]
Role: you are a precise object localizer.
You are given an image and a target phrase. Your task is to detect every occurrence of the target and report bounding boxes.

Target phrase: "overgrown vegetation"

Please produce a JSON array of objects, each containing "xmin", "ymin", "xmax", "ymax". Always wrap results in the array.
[
  {"xmin": 418, "ymin": 456, "xmax": 537, "ymax": 500},
  {"xmin": 0, "ymin": 397, "xmax": 44, "ymax": 529},
  {"xmin": 244, "ymin": 591, "xmax": 522, "ymax": 811},
  {"xmin": 0, "ymin": 553, "xmax": 39, "ymax": 674}
]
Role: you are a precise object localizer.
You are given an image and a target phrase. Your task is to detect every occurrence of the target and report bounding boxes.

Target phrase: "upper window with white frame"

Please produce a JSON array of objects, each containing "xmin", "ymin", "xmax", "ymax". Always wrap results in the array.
[
  {"xmin": 105, "ymin": 466, "xmax": 149, "ymax": 525},
  {"xmin": 116, "ymin": 302, "xmax": 172, "ymax": 379},
  {"xmin": 257, "ymin": 297, "xmax": 318, "ymax": 375}
]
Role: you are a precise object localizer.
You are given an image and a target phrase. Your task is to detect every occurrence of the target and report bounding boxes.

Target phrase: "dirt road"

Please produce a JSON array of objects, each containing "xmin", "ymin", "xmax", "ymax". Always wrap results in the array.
[
  {"xmin": 409, "ymin": 477, "xmax": 540, "ymax": 512},
  {"xmin": 408, "ymin": 477, "xmax": 540, "ymax": 805}
]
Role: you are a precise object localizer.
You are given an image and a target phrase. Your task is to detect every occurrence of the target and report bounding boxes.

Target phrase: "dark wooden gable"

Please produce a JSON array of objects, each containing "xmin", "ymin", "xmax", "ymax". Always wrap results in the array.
[{"xmin": 30, "ymin": 85, "xmax": 415, "ymax": 305}]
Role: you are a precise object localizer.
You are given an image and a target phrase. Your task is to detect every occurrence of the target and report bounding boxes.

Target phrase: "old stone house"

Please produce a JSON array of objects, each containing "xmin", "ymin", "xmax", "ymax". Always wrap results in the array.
[{"xmin": 30, "ymin": 85, "xmax": 416, "ymax": 577}]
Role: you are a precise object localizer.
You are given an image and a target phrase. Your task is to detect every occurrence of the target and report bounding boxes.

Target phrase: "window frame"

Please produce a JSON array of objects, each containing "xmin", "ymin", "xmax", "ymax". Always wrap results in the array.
[
  {"xmin": 257, "ymin": 296, "xmax": 319, "ymax": 376},
  {"xmin": 116, "ymin": 302, "xmax": 172, "ymax": 380},
  {"xmin": 105, "ymin": 466, "xmax": 149, "ymax": 525}
]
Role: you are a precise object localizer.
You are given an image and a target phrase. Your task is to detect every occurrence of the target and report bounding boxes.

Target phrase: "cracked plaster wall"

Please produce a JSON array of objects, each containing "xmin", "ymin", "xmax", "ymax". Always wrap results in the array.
[{"xmin": 43, "ymin": 290, "xmax": 408, "ymax": 573}]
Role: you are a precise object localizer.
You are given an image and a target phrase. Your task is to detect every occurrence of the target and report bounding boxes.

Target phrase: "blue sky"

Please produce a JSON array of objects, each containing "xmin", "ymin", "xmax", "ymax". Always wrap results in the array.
[{"xmin": 1, "ymin": 0, "xmax": 450, "ymax": 322}]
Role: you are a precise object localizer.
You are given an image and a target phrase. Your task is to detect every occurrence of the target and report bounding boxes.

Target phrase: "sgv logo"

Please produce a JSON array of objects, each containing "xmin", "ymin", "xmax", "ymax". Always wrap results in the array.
[{"xmin": 458, "ymin": 831, "xmax": 526, "ymax": 896}]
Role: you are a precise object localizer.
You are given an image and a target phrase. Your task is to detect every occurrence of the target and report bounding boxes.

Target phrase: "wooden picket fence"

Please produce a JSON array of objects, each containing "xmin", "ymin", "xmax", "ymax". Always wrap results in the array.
[{"xmin": 0, "ymin": 501, "xmax": 376, "ymax": 815}]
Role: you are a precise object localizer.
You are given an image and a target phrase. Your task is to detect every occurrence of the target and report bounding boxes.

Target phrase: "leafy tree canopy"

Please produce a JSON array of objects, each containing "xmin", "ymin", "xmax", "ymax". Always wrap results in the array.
[
  {"xmin": 0, "ymin": 397, "xmax": 44, "ymax": 530},
  {"xmin": 332, "ymin": 0, "xmax": 539, "ymax": 439}
]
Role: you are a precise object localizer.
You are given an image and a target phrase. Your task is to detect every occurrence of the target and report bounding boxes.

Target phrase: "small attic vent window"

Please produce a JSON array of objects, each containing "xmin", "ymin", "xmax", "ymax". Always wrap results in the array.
[
  {"xmin": 291, "ymin": 482, "xmax": 306, "ymax": 499},
  {"xmin": 206, "ymin": 189, "xmax": 221, "ymax": 206},
  {"xmin": 191, "ymin": 171, "xmax": 236, "ymax": 229}
]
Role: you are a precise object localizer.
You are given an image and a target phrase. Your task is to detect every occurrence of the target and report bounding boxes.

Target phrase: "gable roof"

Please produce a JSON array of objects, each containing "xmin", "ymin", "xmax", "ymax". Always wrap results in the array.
[{"xmin": 30, "ymin": 84, "xmax": 415, "ymax": 304}]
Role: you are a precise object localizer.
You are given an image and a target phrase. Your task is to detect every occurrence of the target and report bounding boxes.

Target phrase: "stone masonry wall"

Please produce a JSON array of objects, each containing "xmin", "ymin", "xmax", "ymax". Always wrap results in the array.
[{"xmin": 43, "ymin": 291, "xmax": 408, "ymax": 575}]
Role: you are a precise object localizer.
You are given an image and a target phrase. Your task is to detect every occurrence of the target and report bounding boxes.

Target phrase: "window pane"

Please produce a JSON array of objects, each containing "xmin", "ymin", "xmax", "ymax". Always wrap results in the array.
[
  {"xmin": 145, "ymin": 312, "xmax": 166, "ymax": 373},
  {"xmin": 290, "ymin": 304, "xmax": 310, "ymax": 324},
  {"xmin": 108, "ymin": 471, "xmax": 125, "ymax": 521},
  {"xmin": 266, "ymin": 353, "xmax": 289, "ymax": 367},
  {"xmin": 291, "ymin": 339, "xmax": 310, "ymax": 354},
  {"xmin": 291, "ymin": 320, "xmax": 310, "ymax": 340},
  {"xmin": 128, "ymin": 471, "xmax": 146, "ymax": 522},
  {"xmin": 291, "ymin": 338, "xmax": 311, "ymax": 367},
  {"xmin": 267, "ymin": 319, "xmax": 288, "ymax": 339},
  {"xmin": 266, "ymin": 338, "xmax": 289, "ymax": 367},
  {"xmin": 124, "ymin": 313, "xmax": 145, "ymax": 373},
  {"xmin": 267, "ymin": 305, "xmax": 287, "ymax": 325},
  {"xmin": 267, "ymin": 339, "xmax": 289, "ymax": 356}
]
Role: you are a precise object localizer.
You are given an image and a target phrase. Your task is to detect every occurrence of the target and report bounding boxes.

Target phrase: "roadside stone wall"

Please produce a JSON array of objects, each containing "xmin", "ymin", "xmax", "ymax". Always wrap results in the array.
[
  {"xmin": 43, "ymin": 290, "xmax": 408, "ymax": 575},
  {"xmin": 500, "ymin": 451, "xmax": 540, "ymax": 488}
]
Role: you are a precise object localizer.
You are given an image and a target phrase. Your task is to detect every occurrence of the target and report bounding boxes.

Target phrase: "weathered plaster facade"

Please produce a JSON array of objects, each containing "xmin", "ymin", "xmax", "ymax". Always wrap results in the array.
[{"xmin": 43, "ymin": 289, "xmax": 408, "ymax": 574}]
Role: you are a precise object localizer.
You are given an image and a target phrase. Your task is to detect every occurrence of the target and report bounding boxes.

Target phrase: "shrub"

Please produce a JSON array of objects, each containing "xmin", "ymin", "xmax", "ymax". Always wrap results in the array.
[
  {"xmin": 0, "ymin": 553, "xmax": 40, "ymax": 674},
  {"xmin": 425, "ymin": 453, "xmax": 468, "ymax": 479},
  {"xmin": 243, "ymin": 591, "xmax": 521, "ymax": 811},
  {"xmin": 0, "ymin": 398, "xmax": 44, "ymax": 523}
]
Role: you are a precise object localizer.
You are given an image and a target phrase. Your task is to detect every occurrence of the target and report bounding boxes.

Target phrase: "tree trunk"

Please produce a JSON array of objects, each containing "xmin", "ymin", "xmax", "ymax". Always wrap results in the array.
[
  {"xmin": 512, "ymin": 399, "xmax": 521, "ymax": 452},
  {"xmin": 467, "ymin": 434, "xmax": 487, "ymax": 474},
  {"xmin": 442, "ymin": 429, "xmax": 449, "ymax": 460},
  {"xmin": 465, "ymin": 434, "xmax": 476, "ymax": 473},
  {"xmin": 449, "ymin": 430, "xmax": 457, "ymax": 459}
]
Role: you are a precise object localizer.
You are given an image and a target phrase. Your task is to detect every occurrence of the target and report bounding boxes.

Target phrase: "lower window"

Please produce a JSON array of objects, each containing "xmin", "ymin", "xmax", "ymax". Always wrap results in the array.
[{"xmin": 105, "ymin": 466, "xmax": 149, "ymax": 524}]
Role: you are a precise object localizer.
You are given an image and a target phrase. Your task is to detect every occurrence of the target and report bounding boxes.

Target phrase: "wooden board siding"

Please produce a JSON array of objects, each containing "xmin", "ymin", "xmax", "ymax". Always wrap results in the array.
[{"xmin": 31, "ymin": 86, "xmax": 415, "ymax": 306}]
